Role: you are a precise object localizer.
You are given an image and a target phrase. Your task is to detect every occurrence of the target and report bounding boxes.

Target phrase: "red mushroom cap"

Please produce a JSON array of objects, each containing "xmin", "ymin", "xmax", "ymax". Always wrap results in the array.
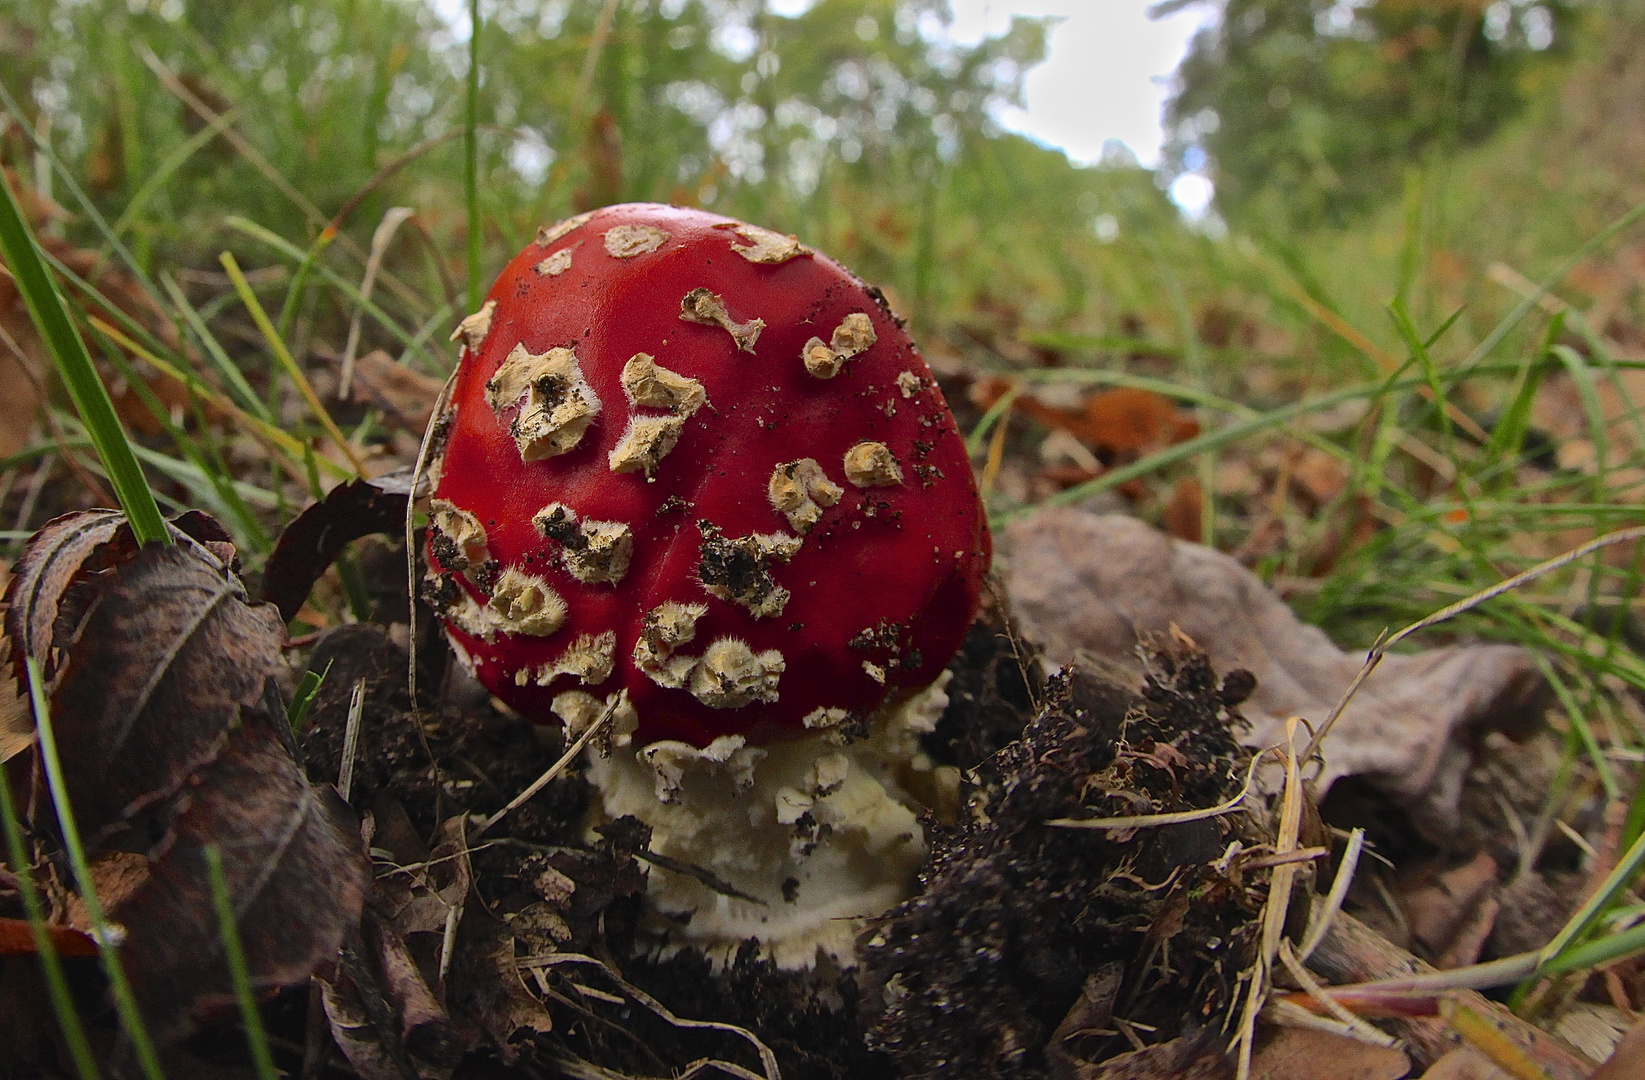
[{"xmin": 425, "ymin": 203, "xmax": 990, "ymax": 747}]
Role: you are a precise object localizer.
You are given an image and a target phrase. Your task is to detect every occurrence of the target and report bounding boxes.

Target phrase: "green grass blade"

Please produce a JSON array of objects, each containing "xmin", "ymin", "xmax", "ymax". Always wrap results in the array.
[
  {"xmin": 159, "ymin": 272, "xmax": 273, "ymax": 422},
  {"xmin": 88, "ymin": 312, "xmax": 348, "ymax": 482},
  {"xmin": 1534, "ymin": 655, "xmax": 1620, "ymax": 801},
  {"xmin": 219, "ymin": 251, "xmax": 366, "ymax": 476},
  {"xmin": 466, "ymin": 0, "xmax": 483, "ymax": 313},
  {"xmin": 1461, "ymin": 195, "xmax": 1645, "ymax": 371},
  {"xmin": 109, "ymin": 106, "xmax": 240, "ymax": 243},
  {"xmin": 203, "ymin": 845, "xmax": 279, "ymax": 1080},
  {"xmin": 0, "ymin": 754, "xmax": 101, "ymax": 1080},
  {"xmin": 1539, "ymin": 825, "xmax": 1645, "ymax": 967},
  {"xmin": 287, "ymin": 660, "xmax": 332, "ymax": 731},
  {"xmin": 276, "ymin": 228, "xmax": 338, "ymax": 347},
  {"xmin": 0, "ymin": 80, "xmax": 157, "ymax": 304},
  {"xmin": 0, "ymin": 177, "xmax": 170, "ymax": 545},
  {"xmin": 1538, "ymin": 920, "xmax": 1645, "ymax": 979},
  {"xmin": 54, "ymin": 411, "xmax": 281, "ymax": 511},
  {"xmin": 27, "ymin": 657, "xmax": 166, "ymax": 1080},
  {"xmin": 225, "ymin": 216, "xmax": 442, "ymax": 369},
  {"xmin": 94, "ymin": 343, "xmax": 271, "ymax": 552}
]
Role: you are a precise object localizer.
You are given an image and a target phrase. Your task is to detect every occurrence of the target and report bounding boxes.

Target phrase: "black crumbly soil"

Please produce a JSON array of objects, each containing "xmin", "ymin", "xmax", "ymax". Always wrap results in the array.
[
  {"xmin": 296, "ymin": 623, "xmax": 586, "ymax": 847},
  {"xmin": 923, "ymin": 612, "xmax": 1042, "ymax": 770},
  {"xmin": 294, "ymin": 617, "xmax": 1263, "ymax": 1079},
  {"xmin": 859, "ymin": 646, "xmax": 1262, "ymax": 1079}
]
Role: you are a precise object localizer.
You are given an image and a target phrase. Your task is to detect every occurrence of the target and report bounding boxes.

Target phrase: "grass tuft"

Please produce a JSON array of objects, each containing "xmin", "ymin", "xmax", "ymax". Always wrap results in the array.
[{"xmin": 0, "ymin": 176, "xmax": 169, "ymax": 545}]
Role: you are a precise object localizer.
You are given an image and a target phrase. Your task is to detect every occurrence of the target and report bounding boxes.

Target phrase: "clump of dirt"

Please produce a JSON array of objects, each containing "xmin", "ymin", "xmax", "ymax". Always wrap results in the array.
[{"xmin": 860, "ymin": 644, "xmax": 1262, "ymax": 1079}]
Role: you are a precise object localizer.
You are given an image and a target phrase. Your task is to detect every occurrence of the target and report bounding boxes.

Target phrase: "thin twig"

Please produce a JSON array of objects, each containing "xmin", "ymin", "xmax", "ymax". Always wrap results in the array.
[
  {"xmin": 338, "ymin": 678, "xmax": 367, "ymax": 803},
  {"xmin": 518, "ymin": 952, "xmax": 781, "ymax": 1080},
  {"xmin": 339, "ymin": 206, "xmax": 416, "ymax": 400},
  {"xmin": 1277, "ymin": 940, "xmax": 1399, "ymax": 1048},
  {"xmin": 1232, "ymin": 718, "xmax": 1305, "ymax": 1080},
  {"xmin": 472, "ymin": 700, "xmax": 616, "ymax": 840},
  {"xmin": 1301, "ymin": 524, "xmax": 1645, "ymax": 767}
]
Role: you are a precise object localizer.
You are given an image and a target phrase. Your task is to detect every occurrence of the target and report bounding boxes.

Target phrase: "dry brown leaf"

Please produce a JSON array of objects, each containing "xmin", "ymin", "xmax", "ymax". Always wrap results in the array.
[
  {"xmin": 3, "ymin": 508, "xmax": 128, "ymax": 678},
  {"xmin": 1003, "ymin": 509, "xmax": 1547, "ymax": 837},
  {"xmin": 111, "ymin": 714, "xmax": 367, "ymax": 1041},
  {"xmin": 377, "ymin": 816, "xmax": 471, "ymax": 940},
  {"xmin": 1046, "ymin": 964, "xmax": 1124, "ymax": 1074},
  {"xmin": 973, "ymin": 377, "xmax": 1199, "ymax": 461},
  {"xmin": 1285, "ymin": 445, "xmax": 1350, "ymax": 512},
  {"xmin": 1164, "ymin": 476, "xmax": 1204, "ymax": 541},
  {"xmin": 1249, "ymin": 1028, "xmax": 1409, "ymax": 1080},
  {"xmin": 319, "ymin": 909, "xmax": 461, "ymax": 1080},
  {"xmin": 0, "ymin": 916, "xmax": 97, "ymax": 957},
  {"xmin": 1402, "ymin": 852, "xmax": 1501, "ymax": 969},
  {"xmin": 63, "ymin": 851, "xmax": 150, "ymax": 931},
  {"xmin": 0, "ymin": 638, "xmax": 27, "ymax": 763},
  {"xmin": 350, "ymin": 350, "xmax": 446, "ymax": 434},
  {"xmin": 43, "ymin": 531, "xmax": 285, "ymax": 845},
  {"xmin": 1417, "ymin": 1048, "xmax": 1514, "ymax": 1079},
  {"xmin": 1072, "ymin": 1031, "xmax": 1231, "ymax": 1079},
  {"xmin": 451, "ymin": 914, "xmax": 555, "ymax": 1063},
  {"xmin": 0, "ymin": 511, "xmax": 368, "ymax": 1046},
  {"xmin": 260, "ymin": 470, "xmax": 416, "ymax": 623}
]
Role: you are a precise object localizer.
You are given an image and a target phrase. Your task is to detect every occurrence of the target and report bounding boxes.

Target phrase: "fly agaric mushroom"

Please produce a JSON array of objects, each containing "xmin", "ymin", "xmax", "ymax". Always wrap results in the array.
[{"xmin": 425, "ymin": 203, "xmax": 989, "ymax": 967}]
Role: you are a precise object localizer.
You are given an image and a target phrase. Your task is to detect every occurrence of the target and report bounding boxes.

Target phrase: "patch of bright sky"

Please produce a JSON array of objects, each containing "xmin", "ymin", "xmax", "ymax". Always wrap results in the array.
[{"xmin": 774, "ymin": 0, "xmax": 1218, "ymax": 215}]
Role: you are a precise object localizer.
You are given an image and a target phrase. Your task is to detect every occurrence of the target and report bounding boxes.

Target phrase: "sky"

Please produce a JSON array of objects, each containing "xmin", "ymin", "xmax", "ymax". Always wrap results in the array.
[{"xmin": 784, "ymin": 0, "xmax": 1218, "ymax": 213}]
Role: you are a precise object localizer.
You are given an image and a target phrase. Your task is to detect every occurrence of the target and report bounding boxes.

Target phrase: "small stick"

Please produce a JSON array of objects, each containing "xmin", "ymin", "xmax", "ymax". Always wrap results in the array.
[
  {"xmin": 471, "ymin": 699, "xmax": 616, "ymax": 840},
  {"xmin": 338, "ymin": 678, "xmax": 366, "ymax": 803}
]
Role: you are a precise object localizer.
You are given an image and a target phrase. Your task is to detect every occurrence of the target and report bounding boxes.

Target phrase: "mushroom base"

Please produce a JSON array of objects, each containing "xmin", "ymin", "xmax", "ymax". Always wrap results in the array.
[{"xmin": 582, "ymin": 677, "xmax": 951, "ymax": 971}]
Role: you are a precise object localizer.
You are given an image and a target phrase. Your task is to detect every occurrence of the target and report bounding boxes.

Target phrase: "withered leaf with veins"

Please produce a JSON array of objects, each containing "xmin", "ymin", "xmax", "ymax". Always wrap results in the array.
[{"xmin": 1, "ymin": 512, "xmax": 367, "ymax": 1046}]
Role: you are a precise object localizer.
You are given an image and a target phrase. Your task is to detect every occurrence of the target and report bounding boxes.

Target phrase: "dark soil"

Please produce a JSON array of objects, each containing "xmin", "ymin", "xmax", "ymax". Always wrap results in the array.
[{"xmin": 281, "ymin": 595, "xmax": 1264, "ymax": 1079}]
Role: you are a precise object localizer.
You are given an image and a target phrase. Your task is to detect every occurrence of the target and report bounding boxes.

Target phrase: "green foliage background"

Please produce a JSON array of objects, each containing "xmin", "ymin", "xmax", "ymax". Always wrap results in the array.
[
  {"xmin": 1, "ymin": 0, "xmax": 1196, "ymax": 346},
  {"xmin": 1162, "ymin": 0, "xmax": 1579, "ymax": 233},
  {"xmin": 1, "ymin": 0, "xmax": 1642, "ymax": 617}
]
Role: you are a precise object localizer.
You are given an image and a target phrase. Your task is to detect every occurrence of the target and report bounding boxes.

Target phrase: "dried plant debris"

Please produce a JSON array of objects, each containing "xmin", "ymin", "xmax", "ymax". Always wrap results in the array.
[
  {"xmin": 278, "ymin": 592, "xmax": 1273, "ymax": 1080},
  {"xmin": 259, "ymin": 469, "xmax": 417, "ymax": 622},
  {"xmin": 296, "ymin": 624, "xmax": 587, "ymax": 845},
  {"xmin": 0, "ymin": 512, "xmax": 367, "ymax": 1048},
  {"xmin": 1004, "ymin": 508, "xmax": 1549, "ymax": 839},
  {"xmin": 348, "ymin": 349, "xmax": 448, "ymax": 435},
  {"xmin": 319, "ymin": 894, "xmax": 464, "ymax": 1078},
  {"xmin": 861, "ymin": 645, "xmax": 1261, "ymax": 1080},
  {"xmin": 0, "ymin": 516, "xmax": 1330, "ymax": 1076}
]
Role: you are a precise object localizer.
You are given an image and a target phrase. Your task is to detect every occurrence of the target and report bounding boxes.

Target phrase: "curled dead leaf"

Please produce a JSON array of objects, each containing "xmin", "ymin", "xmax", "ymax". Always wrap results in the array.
[
  {"xmin": 260, "ymin": 471, "xmax": 417, "ymax": 624},
  {"xmin": 0, "ymin": 510, "xmax": 368, "ymax": 1046}
]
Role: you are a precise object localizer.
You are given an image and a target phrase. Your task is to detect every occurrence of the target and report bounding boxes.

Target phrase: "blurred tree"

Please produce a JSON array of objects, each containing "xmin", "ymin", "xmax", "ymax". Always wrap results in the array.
[
  {"xmin": 1159, "ymin": 0, "xmax": 1578, "ymax": 232},
  {"xmin": 0, "ymin": 0, "xmax": 1195, "ymax": 341}
]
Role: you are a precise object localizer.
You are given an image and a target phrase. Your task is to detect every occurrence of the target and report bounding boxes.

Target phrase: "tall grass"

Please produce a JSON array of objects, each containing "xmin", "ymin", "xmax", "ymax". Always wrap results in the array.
[{"xmin": 0, "ymin": 176, "xmax": 168, "ymax": 543}]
